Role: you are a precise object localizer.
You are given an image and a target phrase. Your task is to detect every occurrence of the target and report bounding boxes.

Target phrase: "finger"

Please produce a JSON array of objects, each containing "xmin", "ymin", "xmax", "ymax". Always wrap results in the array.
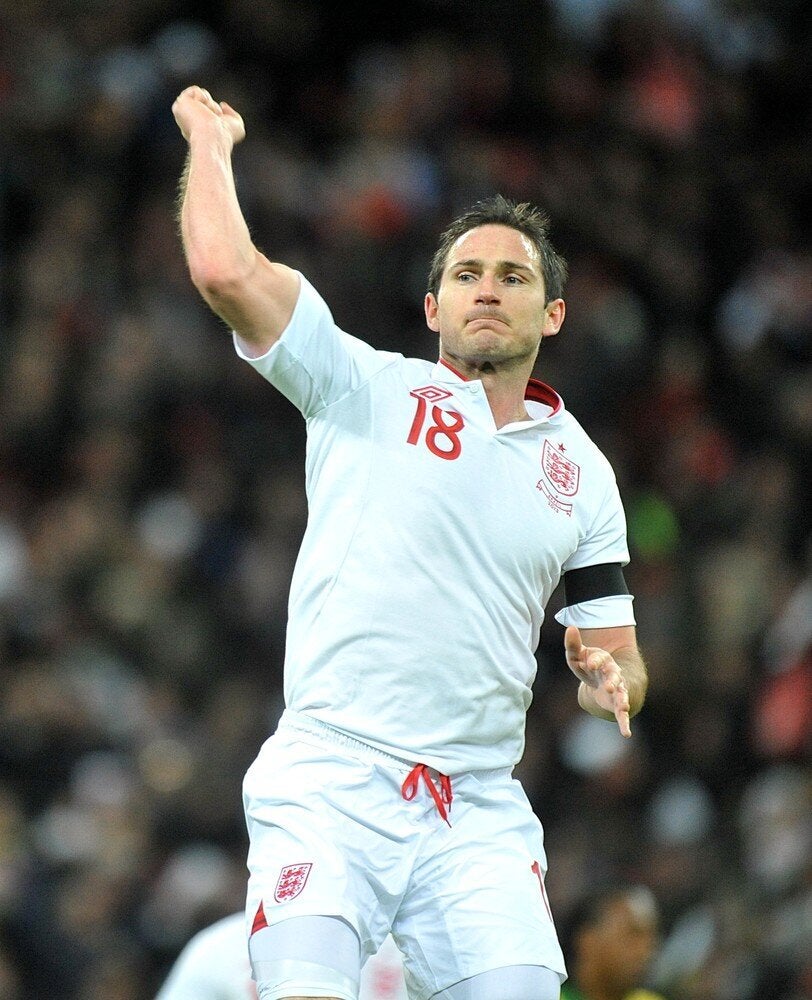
[
  {"xmin": 587, "ymin": 650, "xmax": 612, "ymax": 672},
  {"xmin": 564, "ymin": 626, "xmax": 583, "ymax": 660},
  {"xmin": 564, "ymin": 628, "xmax": 592, "ymax": 684},
  {"xmin": 178, "ymin": 86, "xmax": 221, "ymax": 114},
  {"xmin": 617, "ymin": 708, "xmax": 631, "ymax": 738},
  {"xmin": 195, "ymin": 87, "xmax": 221, "ymax": 112},
  {"xmin": 178, "ymin": 85, "xmax": 206, "ymax": 103},
  {"xmin": 585, "ymin": 651, "xmax": 620, "ymax": 692},
  {"xmin": 614, "ymin": 682, "xmax": 631, "ymax": 737},
  {"xmin": 220, "ymin": 102, "xmax": 245, "ymax": 131}
]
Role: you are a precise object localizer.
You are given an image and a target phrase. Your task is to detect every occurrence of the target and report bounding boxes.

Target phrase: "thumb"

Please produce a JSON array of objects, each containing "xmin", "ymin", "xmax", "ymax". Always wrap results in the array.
[{"xmin": 564, "ymin": 625, "xmax": 583, "ymax": 658}]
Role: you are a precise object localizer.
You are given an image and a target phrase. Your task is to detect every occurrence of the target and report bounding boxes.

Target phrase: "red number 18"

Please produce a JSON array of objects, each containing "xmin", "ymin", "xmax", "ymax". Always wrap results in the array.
[{"xmin": 407, "ymin": 394, "xmax": 465, "ymax": 460}]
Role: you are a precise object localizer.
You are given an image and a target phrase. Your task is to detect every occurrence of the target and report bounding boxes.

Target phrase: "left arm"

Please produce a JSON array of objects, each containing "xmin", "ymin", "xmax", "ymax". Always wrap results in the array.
[{"xmin": 564, "ymin": 624, "xmax": 647, "ymax": 738}]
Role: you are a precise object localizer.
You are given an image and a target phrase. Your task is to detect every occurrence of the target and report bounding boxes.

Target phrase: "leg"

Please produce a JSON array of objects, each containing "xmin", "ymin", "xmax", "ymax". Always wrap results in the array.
[
  {"xmin": 243, "ymin": 729, "xmax": 398, "ymax": 999},
  {"xmin": 393, "ymin": 770, "xmax": 566, "ymax": 997},
  {"xmin": 430, "ymin": 964, "xmax": 562, "ymax": 1000},
  {"xmin": 249, "ymin": 914, "xmax": 361, "ymax": 1000},
  {"xmin": 243, "ymin": 725, "xmax": 411, "ymax": 997}
]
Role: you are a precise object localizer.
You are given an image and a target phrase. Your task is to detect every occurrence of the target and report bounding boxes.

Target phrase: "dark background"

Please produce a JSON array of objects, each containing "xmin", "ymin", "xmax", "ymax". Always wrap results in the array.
[{"xmin": 0, "ymin": 1, "xmax": 809, "ymax": 997}]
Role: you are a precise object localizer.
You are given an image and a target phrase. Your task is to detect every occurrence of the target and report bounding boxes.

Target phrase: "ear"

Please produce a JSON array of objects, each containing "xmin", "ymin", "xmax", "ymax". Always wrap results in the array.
[
  {"xmin": 424, "ymin": 292, "xmax": 440, "ymax": 333},
  {"xmin": 542, "ymin": 298, "xmax": 565, "ymax": 339}
]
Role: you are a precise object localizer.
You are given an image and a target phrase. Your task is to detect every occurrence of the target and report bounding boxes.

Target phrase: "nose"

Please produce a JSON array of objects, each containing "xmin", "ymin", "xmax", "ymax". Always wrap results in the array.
[{"xmin": 476, "ymin": 274, "xmax": 500, "ymax": 303}]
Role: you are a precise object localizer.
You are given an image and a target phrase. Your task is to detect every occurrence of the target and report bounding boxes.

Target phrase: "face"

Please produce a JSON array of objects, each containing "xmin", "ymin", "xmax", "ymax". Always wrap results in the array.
[
  {"xmin": 586, "ymin": 896, "xmax": 659, "ymax": 991},
  {"xmin": 424, "ymin": 224, "xmax": 565, "ymax": 372}
]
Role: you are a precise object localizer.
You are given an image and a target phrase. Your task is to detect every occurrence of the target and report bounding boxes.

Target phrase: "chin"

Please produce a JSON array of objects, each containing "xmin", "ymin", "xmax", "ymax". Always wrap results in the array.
[{"xmin": 463, "ymin": 334, "xmax": 512, "ymax": 358}]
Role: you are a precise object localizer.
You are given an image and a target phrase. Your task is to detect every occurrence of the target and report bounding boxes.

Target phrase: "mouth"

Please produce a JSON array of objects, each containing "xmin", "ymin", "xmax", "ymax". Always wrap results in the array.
[{"xmin": 465, "ymin": 312, "xmax": 510, "ymax": 328}]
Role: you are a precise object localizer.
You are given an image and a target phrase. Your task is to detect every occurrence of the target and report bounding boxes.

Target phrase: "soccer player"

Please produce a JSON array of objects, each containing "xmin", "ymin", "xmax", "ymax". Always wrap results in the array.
[
  {"xmin": 559, "ymin": 885, "xmax": 665, "ymax": 1000},
  {"xmin": 173, "ymin": 85, "xmax": 648, "ymax": 1000}
]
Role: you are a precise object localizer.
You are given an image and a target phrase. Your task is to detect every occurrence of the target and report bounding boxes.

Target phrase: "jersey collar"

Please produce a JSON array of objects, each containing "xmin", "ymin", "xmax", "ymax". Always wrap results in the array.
[{"xmin": 431, "ymin": 357, "xmax": 564, "ymax": 422}]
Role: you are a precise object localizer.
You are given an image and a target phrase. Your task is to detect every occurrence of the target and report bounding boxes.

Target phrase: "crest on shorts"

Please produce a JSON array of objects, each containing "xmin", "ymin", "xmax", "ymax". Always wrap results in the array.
[
  {"xmin": 541, "ymin": 440, "xmax": 580, "ymax": 496},
  {"xmin": 274, "ymin": 863, "xmax": 312, "ymax": 903}
]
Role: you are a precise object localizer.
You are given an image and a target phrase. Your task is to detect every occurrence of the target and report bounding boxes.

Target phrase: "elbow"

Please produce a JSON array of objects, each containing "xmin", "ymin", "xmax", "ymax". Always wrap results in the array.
[{"xmin": 188, "ymin": 257, "xmax": 251, "ymax": 307}]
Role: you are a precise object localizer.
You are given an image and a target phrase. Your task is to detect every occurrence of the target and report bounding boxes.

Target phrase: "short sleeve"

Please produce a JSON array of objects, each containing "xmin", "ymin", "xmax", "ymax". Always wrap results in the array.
[
  {"xmin": 233, "ymin": 272, "xmax": 396, "ymax": 417},
  {"xmin": 554, "ymin": 593, "xmax": 636, "ymax": 628},
  {"xmin": 556, "ymin": 467, "xmax": 635, "ymax": 628},
  {"xmin": 561, "ymin": 472, "xmax": 630, "ymax": 573}
]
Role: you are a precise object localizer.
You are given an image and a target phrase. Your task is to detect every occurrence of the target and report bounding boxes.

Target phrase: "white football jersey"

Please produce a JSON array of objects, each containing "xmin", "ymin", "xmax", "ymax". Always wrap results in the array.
[{"xmin": 235, "ymin": 274, "xmax": 634, "ymax": 773}]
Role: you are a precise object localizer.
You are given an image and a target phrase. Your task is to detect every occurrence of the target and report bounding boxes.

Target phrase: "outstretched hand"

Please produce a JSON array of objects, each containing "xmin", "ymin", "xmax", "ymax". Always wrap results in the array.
[
  {"xmin": 564, "ymin": 625, "xmax": 632, "ymax": 737},
  {"xmin": 172, "ymin": 86, "xmax": 246, "ymax": 147}
]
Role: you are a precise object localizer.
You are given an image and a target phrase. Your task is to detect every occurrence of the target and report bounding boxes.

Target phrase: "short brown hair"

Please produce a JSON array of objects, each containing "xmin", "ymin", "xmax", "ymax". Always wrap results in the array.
[{"xmin": 427, "ymin": 194, "xmax": 568, "ymax": 302}]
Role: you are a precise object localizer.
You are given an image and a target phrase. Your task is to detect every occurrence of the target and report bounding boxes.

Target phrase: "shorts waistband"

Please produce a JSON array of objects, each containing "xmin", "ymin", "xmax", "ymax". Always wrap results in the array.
[
  {"xmin": 279, "ymin": 710, "xmax": 416, "ymax": 771},
  {"xmin": 277, "ymin": 710, "xmax": 511, "ymax": 782}
]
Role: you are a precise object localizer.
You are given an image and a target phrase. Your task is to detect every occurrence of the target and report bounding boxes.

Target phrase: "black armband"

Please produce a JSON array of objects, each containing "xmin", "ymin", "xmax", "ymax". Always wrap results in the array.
[{"xmin": 563, "ymin": 563, "xmax": 629, "ymax": 606}]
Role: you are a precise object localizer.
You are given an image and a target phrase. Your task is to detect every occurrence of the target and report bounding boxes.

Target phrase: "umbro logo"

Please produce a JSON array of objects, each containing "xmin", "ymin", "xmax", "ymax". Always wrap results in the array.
[{"xmin": 410, "ymin": 385, "xmax": 452, "ymax": 402}]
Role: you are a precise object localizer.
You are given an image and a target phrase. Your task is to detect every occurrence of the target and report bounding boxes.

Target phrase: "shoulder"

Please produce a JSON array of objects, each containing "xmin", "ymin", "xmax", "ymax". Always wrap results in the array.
[
  {"xmin": 551, "ymin": 410, "xmax": 619, "ymax": 496},
  {"xmin": 557, "ymin": 409, "xmax": 613, "ymax": 461}
]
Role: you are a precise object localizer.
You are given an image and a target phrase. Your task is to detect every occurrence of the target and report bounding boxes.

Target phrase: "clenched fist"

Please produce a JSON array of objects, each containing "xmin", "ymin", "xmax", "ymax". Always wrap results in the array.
[{"xmin": 172, "ymin": 86, "xmax": 246, "ymax": 147}]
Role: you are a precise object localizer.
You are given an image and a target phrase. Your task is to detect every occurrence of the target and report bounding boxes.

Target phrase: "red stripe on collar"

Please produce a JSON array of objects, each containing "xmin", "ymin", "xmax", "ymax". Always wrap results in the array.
[
  {"xmin": 526, "ymin": 378, "xmax": 562, "ymax": 414},
  {"xmin": 437, "ymin": 359, "xmax": 562, "ymax": 415},
  {"xmin": 438, "ymin": 357, "xmax": 469, "ymax": 380}
]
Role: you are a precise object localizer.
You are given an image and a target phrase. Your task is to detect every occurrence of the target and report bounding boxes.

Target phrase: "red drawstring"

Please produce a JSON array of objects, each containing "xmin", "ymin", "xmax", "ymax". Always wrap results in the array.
[{"xmin": 402, "ymin": 764, "xmax": 453, "ymax": 826}]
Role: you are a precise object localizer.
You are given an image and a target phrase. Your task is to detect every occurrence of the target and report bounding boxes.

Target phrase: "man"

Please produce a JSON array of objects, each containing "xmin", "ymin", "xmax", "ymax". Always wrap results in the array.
[
  {"xmin": 173, "ymin": 85, "xmax": 647, "ymax": 1000},
  {"xmin": 559, "ymin": 886, "xmax": 665, "ymax": 1000}
]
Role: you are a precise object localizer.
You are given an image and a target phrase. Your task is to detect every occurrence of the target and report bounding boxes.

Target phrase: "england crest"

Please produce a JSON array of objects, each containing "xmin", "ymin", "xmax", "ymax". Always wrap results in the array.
[
  {"xmin": 274, "ymin": 863, "xmax": 312, "ymax": 903},
  {"xmin": 541, "ymin": 440, "xmax": 580, "ymax": 496}
]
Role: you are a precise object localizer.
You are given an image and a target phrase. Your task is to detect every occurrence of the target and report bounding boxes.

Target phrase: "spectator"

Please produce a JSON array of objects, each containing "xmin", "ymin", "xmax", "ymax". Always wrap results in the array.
[{"xmin": 560, "ymin": 885, "xmax": 664, "ymax": 1000}]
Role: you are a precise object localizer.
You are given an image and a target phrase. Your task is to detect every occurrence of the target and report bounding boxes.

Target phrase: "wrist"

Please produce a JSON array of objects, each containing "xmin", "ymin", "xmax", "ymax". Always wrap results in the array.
[{"xmin": 187, "ymin": 119, "xmax": 234, "ymax": 155}]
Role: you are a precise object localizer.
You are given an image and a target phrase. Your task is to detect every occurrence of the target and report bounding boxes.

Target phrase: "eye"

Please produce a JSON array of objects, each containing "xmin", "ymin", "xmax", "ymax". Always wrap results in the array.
[
  {"xmin": 456, "ymin": 272, "xmax": 476, "ymax": 283},
  {"xmin": 504, "ymin": 274, "xmax": 523, "ymax": 285}
]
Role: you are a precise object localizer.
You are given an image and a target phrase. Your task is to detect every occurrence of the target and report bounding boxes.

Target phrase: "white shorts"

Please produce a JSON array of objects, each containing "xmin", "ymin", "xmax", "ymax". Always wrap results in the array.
[{"xmin": 243, "ymin": 710, "xmax": 566, "ymax": 1000}]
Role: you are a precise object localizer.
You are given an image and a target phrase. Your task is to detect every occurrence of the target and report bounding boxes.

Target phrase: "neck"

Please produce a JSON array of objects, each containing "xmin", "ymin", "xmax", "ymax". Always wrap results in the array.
[
  {"xmin": 440, "ymin": 353, "xmax": 534, "ymax": 429},
  {"xmin": 485, "ymin": 384, "xmax": 531, "ymax": 428}
]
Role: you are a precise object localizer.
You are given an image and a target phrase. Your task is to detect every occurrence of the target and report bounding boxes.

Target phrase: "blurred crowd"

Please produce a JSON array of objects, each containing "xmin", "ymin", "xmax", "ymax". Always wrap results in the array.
[{"xmin": 0, "ymin": 1, "xmax": 809, "ymax": 998}]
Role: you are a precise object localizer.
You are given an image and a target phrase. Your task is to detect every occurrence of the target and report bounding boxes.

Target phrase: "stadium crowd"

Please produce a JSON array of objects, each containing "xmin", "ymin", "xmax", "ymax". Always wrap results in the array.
[{"xmin": 0, "ymin": 1, "xmax": 808, "ymax": 997}]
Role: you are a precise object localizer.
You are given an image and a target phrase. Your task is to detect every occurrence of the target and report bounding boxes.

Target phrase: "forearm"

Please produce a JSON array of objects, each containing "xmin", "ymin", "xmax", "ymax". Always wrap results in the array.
[
  {"xmin": 178, "ymin": 126, "xmax": 256, "ymax": 293},
  {"xmin": 578, "ymin": 644, "xmax": 648, "ymax": 722}
]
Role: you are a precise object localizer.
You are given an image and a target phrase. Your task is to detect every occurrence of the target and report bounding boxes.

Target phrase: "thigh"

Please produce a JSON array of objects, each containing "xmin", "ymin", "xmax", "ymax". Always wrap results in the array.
[
  {"xmin": 250, "ymin": 914, "xmax": 361, "ymax": 1000},
  {"xmin": 243, "ymin": 729, "xmax": 410, "ymax": 955},
  {"xmin": 431, "ymin": 965, "xmax": 562, "ymax": 1000},
  {"xmin": 394, "ymin": 772, "xmax": 566, "ymax": 1000}
]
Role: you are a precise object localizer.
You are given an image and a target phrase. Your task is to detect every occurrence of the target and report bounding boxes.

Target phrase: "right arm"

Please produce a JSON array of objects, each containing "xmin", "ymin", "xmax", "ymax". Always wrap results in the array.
[{"xmin": 172, "ymin": 85, "xmax": 299, "ymax": 355}]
